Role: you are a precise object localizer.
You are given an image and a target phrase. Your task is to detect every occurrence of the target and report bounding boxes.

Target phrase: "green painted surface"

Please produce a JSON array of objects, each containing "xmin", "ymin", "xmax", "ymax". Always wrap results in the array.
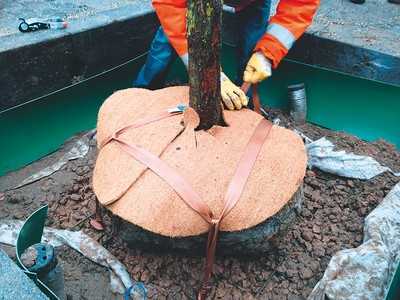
[
  {"xmin": 219, "ymin": 44, "xmax": 400, "ymax": 148},
  {"xmin": 16, "ymin": 205, "xmax": 59, "ymax": 300},
  {"xmin": 0, "ymin": 57, "xmax": 145, "ymax": 177},
  {"xmin": 170, "ymin": 44, "xmax": 400, "ymax": 148},
  {"xmin": 261, "ymin": 63, "xmax": 400, "ymax": 147},
  {"xmin": 0, "ymin": 45, "xmax": 399, "ymax": 177},
  {"xmin": 386, "ymin": 261, "xmax": 400, "ymax": 300}
]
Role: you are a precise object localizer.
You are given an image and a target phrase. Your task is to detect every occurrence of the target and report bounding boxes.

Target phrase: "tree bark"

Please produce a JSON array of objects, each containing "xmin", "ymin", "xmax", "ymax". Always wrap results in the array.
[{"xmin": 187, "ymin": 0, "xmax": 225, "ymax": 130}]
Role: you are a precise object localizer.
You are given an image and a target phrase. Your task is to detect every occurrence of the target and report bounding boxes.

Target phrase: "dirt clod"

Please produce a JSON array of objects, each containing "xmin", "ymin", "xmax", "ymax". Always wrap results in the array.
[
  {"xmin": 69, "ymin": 194, "xmax": 81, "ymax": 202},
  {"xmin": 299, "ymin": 268, "xmax": 313, "ymax": 280}
]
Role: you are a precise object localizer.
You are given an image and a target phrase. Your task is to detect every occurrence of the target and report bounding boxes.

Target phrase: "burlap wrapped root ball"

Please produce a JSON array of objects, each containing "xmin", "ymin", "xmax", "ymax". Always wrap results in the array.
[{"xmin": 93, "ymin": 86, "xmax": 307, "ymax": 255}]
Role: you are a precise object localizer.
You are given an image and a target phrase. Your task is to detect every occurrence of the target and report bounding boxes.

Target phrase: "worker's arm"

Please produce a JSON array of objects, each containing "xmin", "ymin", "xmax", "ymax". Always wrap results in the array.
[
  {"xmin": 245, "ymin": 0, "xmax": 320, "ymax": 83},
  {"xmin": 152, "ymin": 0, "xmax": 247, "ymax": 110},
  {"xmin": 152, "ymin": 0, "xmax": 189, "ymax": 66},
  {"xmin": 256, "ymin": 0, "xmax": 320, "ymax": 68}
]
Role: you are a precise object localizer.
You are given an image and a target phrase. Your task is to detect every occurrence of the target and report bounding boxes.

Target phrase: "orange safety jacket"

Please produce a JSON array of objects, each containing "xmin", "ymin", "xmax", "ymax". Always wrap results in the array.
[{"xmin": 152, "ymin": 0, "xmax": 320, "ymax": 68}]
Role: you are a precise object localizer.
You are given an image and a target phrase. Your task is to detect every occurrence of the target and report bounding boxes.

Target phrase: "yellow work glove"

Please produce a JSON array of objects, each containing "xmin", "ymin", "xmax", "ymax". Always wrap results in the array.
[
  {"xmin": 220, "ymin": 72, "xmax": 248, "ymax": 110},
  {"xmin": 243, "ymin": 52, "xmax": 272, "ymax": 84}
]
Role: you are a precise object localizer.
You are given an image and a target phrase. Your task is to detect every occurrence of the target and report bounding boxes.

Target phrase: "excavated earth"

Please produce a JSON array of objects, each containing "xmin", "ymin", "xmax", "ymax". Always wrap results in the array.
[{"xmin": 1, "ymin": 108, "xmax": 399, "ymax": 300}]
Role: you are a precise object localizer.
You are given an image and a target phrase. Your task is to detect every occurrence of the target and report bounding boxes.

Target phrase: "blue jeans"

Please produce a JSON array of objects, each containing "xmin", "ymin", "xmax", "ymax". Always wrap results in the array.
[{"xmin": 133, "ymin": 0, "xmax": 271, "ymax": 88}]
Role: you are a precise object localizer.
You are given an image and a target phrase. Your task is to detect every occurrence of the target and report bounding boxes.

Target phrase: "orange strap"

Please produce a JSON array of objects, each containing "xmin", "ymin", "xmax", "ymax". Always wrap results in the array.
[
  {"xmin": 99, "ymin": 109, "xmax": 184, "ymax": 149},
  {"xmin": 198, "ymin": 117, "xmax": 272, "ymax": 300},
  {"xmin": 241, "ymin": 82, "xmax": 261, "ymax": 114},
  {"xmin": 115, "ymin": 138, "xmax": 214, "ymax": 223},
  {"xmin": 112, "ymin": 116, "xmax": 271, "ymax": 300},
  {"xmin": 101, "ymin": 85, "xmax": 270, "ymax": 300}
]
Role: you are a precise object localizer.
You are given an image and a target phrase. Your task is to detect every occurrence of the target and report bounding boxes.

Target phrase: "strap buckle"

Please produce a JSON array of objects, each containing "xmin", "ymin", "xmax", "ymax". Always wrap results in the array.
[
  {"xmin": 18, "ymin": 17, "xmax": 67, "ymax": 33},
  {"xmin": 18, "ymin": 18, "xmax": 49, "ymax": 33},
  {"xmin": 167, "ymin": 104, "xmax": 187, "ymax": 113}
]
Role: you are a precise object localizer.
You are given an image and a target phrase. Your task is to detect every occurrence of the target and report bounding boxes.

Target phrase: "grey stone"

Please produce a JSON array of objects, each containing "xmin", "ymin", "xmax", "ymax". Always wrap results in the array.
[{"xmin": 0, "ymin": 249, "xmax": 49, "ymax": 300}]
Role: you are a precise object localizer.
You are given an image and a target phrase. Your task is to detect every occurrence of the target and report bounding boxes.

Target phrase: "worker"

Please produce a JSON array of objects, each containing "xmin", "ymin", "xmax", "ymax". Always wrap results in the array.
[{"xmin": 133, "ymin": 0, "xmax": 320, "ymax": 110}]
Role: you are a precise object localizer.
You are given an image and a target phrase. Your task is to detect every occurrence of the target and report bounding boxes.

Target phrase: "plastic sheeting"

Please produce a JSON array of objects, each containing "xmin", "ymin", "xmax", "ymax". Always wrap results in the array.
[
  {"xmin": 309, "ymin": 182, "xmax": 400, "ymax": 300},
  {"xmin": 306, "ymin": 137, "xmax": 400, "ymax": 180},
  {"xmin": 0, "ymin": 220, "xmax": 134, "ymax": 295},
  {"xmin": 11, "ymin": 130, "xmax": 94, "ymax": 190}
]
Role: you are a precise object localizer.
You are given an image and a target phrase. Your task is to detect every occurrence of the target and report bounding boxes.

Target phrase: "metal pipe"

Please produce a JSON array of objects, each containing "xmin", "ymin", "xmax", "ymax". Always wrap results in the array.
[{"xmin": 288, "ymin": 83, "xmax": 307, "ymax": 124}]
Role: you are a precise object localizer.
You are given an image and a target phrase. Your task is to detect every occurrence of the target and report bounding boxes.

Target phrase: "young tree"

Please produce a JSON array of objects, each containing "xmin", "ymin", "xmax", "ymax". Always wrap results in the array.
[{"xmin": 187, "ymin": 0, "xmax": 225, "ymax": 130}]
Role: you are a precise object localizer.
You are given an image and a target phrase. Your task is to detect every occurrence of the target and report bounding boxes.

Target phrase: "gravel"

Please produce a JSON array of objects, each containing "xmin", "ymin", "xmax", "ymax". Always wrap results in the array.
[{"xmin": 1, "ymin": 107, "xmax": 399, "ymax": 299}]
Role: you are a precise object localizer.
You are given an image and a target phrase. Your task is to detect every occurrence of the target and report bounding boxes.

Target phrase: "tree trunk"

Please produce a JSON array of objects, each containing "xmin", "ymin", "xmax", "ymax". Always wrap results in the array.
[{"xmin": 187, "ymin": 0, "xmax": 225, "ymax": 130}]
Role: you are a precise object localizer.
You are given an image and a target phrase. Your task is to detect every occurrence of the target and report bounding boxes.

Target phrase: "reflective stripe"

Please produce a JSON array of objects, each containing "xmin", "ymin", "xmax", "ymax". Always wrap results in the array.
[
  {"xmin": 180, "ymin": 53, "xmax": 188, "ymax": 69},
  {"xmin": 266, "ymin": 23, "xmax": 295, "ymax": 50},
  {"xmin": 223, "ymin": 5, "xmax": 235, "ymax": 13}
]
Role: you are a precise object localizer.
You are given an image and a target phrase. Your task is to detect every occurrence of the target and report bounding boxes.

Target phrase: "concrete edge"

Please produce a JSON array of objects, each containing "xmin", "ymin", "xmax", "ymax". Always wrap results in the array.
[
  {"xmin": 222, "ymin": 12, "xmax": 400, "ymax": 88},
  {"xmin": 0, "ymin": 5, "xmax": 159, "ymax": 111},
  {"xmin": 290, "ymin": 33, "xmax": 400, "ymax": 88},
  {"xmin": 1, "ymin": 8, "xmax": 399, "ymax": 111},
  {"xmin": 0, "ymin": 3, "xmax": 154, "ymax": 53}
]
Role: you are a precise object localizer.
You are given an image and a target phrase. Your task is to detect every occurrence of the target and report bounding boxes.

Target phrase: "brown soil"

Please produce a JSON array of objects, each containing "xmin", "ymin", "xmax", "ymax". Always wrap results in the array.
[{"xmin": 1, "ymin": 108, "xmax": 399, "ymax": 300}]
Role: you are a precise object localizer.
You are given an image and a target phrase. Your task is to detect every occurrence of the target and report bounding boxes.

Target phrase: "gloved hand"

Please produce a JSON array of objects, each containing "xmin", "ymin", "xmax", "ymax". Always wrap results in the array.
[
  {"xmin": 220, "ymin": 72, "xmax": 248, "ymax": 110},
  {"xmin": 243, "ymin": 52, "xmax": 272, "ymax": 84}
]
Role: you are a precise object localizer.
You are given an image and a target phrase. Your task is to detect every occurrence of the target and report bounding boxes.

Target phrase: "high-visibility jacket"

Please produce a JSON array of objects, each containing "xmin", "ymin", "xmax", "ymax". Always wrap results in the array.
[{"xmin": 152, "ymin": 0, "xmax": 320, "ymax": 68}]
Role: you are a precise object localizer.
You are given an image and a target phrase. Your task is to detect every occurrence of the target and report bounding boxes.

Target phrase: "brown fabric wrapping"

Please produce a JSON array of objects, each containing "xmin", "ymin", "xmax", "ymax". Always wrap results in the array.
[{"xmin": 93, "ymin": 86, "xmax": 307, "ymax": 237}]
